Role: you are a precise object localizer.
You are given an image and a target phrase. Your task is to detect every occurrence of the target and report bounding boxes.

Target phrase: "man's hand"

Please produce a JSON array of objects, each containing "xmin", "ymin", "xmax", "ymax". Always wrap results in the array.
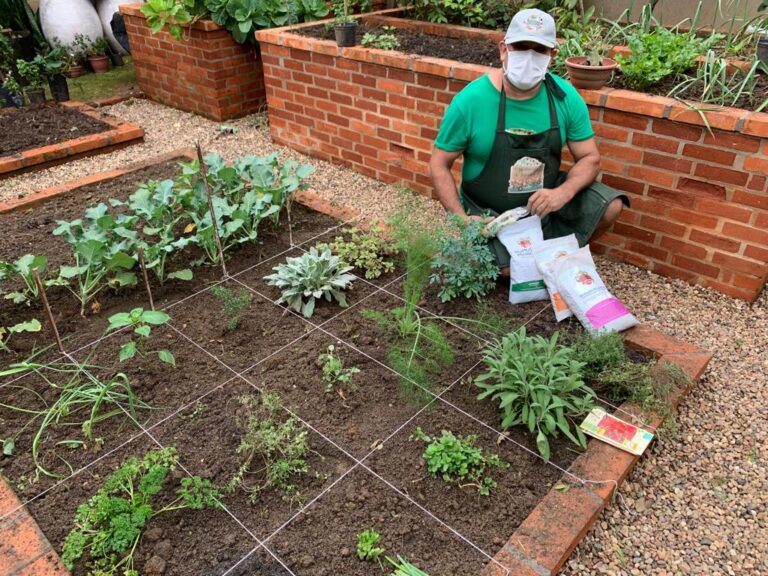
[{"xmin": 527, "ymin": 187, "xmax": 572, "ymax": 218}]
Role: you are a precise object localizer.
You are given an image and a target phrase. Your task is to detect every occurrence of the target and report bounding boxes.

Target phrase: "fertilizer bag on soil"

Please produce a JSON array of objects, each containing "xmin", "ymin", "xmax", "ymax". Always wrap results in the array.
[
  {"xmin": 552, "ymin": 246, "xmax": 638, "ymax": 333},
  {"xmin": 497, "ymin": 215, "xmax": 549, "ymax": 304},
  {"xmin": 534, "ymin": 234, "xmax": 580, "ymax": 322}
]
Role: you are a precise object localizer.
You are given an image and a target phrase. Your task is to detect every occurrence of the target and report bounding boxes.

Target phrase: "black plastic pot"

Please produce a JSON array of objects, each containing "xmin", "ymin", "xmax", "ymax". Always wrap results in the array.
[
  {"xmin": 109, "ymin": 52, "xmax": 125, "ymax": 67},
  {"xmin": 0, "ymin": 85, "xmax": 21, "ymax": 108},
  {"xmin": 24, "ymin": 87, "xmax": 45, "ymax": 106},
  {"xmin": 9, "ymin": 30, "xmax": 34, "ymax": 61},
  {"xmin": 49, "ymin": 74, "xmax": 70, "ymax": 102},
  {"xmin": 757, "ymin": 34, "xmax": 768, "ymax": 67},
  {"xmin": 334, "ymin": 22, "xmax": 357, "ymax": 47}
]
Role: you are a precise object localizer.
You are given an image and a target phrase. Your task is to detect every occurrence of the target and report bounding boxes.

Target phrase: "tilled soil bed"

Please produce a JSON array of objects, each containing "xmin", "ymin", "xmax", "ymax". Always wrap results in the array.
[
  {"xmin": 0, "ymin": 104, "xmax": 110, "ymax": 156},
  {"xmin": 1, "ymin": 156, "xmax": 644, "ymax": 575}
]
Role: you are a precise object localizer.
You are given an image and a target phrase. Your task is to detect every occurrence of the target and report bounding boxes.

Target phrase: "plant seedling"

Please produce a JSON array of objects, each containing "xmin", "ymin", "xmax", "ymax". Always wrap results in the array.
[
  {"xmin": 0, "ymin": 319, "xmax": 42, "ymax": 353},
  {"xmin": 106, "ymin": 307, "xmax": 176, "ymax": 366},
  {"xmin": 210, "ymin": 285, "xmax": 253, "ymax": 330},
  {"xmin": 412, "ymin": 427, "xmax": 508, "ymax": 496},
  {"xmin": 357, "ymin": 528, "xmax": 385, "ymax": 561},
  {"xmin": 387, "ymin": 555, "xmax": 430, "ymax": 576},
  {"xmin": 318, "ymin": 344, "xmax": 360, "ymax": 395},
  {"xmin": 61, "ymin": 447, "xmax": 220, "ymax": 574},
  {"xmin": 327, "ymin": 222, "xmax": 398, "ymax": 280}
]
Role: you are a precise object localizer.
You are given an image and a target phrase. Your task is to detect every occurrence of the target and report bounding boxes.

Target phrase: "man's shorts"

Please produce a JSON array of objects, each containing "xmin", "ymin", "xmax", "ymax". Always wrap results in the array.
[{"xmin": 463, "ymin": 174, "xmax": 629, "ymax": 268}]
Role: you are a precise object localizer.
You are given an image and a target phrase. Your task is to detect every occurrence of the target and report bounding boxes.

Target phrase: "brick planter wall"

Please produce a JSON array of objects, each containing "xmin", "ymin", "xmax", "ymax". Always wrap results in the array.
[
  {"xmin": 257, "ymin": 13, "xmax": 768, "ymax": 302},
  {"xmin": 120, "ymin": 3, "xmax": 265, "ymax": 121}
]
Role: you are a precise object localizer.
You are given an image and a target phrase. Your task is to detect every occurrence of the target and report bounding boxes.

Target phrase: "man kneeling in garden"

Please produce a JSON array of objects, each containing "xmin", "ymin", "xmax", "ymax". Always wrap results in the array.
[{"xmin": 428, "ymin": 8, "xmax": 628, "ymax": 273}]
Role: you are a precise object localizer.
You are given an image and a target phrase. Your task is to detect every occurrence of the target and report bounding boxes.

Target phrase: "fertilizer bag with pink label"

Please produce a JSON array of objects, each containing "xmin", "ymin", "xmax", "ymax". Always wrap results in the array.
[
  {"xmin": 552, "ymin": 246, "xmax": 638, "ymax": 333},
  {"xmin": 534, "ymin": 234, "xmax": 580, "ymax": 322},
  {"xmin": 496, "ymin": 215, "xmax": 549, "ymax": 304}
]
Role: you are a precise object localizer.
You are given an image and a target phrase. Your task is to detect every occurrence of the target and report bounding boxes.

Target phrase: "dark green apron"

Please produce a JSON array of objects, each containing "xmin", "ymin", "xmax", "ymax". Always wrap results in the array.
[{"xmin": 461, "ymin": 74, "xmax": 628, "ymax": 267}]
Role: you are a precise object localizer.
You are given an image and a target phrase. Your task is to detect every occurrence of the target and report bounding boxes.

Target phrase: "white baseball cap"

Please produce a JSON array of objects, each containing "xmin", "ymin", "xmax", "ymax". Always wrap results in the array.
[{"xmin": 504, "ymin": 9, "xmax": 557, "ymax": 48}]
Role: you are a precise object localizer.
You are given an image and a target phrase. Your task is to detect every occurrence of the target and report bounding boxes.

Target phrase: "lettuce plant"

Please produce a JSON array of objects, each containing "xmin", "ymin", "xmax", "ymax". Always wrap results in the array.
[
  {"xmin": 475, "ymin": 327, "xmax": 596, "ymax": 462},
  {"xmin": 264, "ymin": 246, "xmax": 355, "ymax": 318}
]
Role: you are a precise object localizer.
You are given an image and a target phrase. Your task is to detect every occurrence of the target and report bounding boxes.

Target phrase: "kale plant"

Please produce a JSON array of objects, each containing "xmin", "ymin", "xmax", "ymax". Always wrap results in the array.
[
  {"xmin": 356, "ymin": 528, "xmax": 385, "ymax": 561},
  {"xmin": 264, "ymin": 246, "xmax": 355, "ymax": 318},
  {"xmin": 61, "ymin": 447, "xmax": 220, "ymax": 575},
  {"xmin": 227, "ymin": 393, "xmax": 310, "ymax": 503},
  {"xmin": 210, "ymin": 285, "xmax": 253, "ymax": 330},
  {"xmin": 327, "ymin": 222, "xmax": 398, "ymax": 280},
  {"xmin": 318, "ymin": 344, "xmax": 360, "ymax": 394},
  {"xmin": 106, "ymin": 307, "xmax": 176, "ymax": 366},
  {"xmin": 475, "ymin": 327, "xmax": 596, "ymax": 462},
  {"xmin": 430, "ymin": 215, "xmax": 499, "ymax": 303},
  {"xmin": 412, "ymin": 427, "xmax": 508, "ymax": 496}
]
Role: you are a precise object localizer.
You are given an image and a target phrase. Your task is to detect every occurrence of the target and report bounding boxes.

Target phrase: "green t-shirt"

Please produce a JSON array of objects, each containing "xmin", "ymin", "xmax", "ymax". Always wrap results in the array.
[{"xmin": 434, "ymin": 74, "xmax": 594, "ymax": 183}]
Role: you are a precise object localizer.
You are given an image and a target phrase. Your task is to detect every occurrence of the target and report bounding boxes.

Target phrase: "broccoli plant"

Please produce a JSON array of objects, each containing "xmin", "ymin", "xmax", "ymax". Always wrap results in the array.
[
  {"xmin": 0, "ymin": 319, "xmax": 42, "ymax": 352},
  {"xmin": 430, "ymin": 215, "xmax": 499, "ymax": 302},
  {"xmin": 0, "ymin": 254, "xmax": 55, "ymax": 304},
  {"xmin": 318, "ymin": 344, "xmax": 360, "ymax": 394},
  {"xmin": 61, "ymin": 447, "xmax": 220, "ymax": 574},
  {"xmin": 412, "ymin": 427, "xmax": 509, "ymax": 496},
  {"xmin": 264, "ymin": 246, "xmax": 355, "ymax": 318},
  {"xmin": 106, "ymin": 307, "xmax": 176, "ymax": 366}
]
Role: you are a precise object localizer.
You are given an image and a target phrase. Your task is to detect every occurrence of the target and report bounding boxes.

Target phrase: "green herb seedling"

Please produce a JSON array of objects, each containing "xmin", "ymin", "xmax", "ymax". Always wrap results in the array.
[
  {"xmin": 210, "ymin": 285, "xmax": 252, "ymax": 330},
  {"xmin": 318, "ymin": 344, "xmax": 360, "ymax": 394},
  {"xmin": 357, "ymin": 528, "xmax": 385, "ymax": 561},
  {"xmin": 106, "ymin": 307, "xmax": 176, "ymax": 366}
]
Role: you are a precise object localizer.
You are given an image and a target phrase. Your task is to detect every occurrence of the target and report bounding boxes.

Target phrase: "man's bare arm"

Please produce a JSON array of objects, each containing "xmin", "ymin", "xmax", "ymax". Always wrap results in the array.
[{"xmin": 429, "ymin": 147, "xmax": 466, "ymax": 216}]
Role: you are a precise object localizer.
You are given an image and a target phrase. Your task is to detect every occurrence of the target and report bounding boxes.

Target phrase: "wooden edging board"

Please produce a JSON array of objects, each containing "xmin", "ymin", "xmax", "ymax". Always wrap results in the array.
[
  {"xmin": 0, "ymin": 156, "xmax": 712, "ymax": 575},
  {"xmin": 0, "ymin": 101, "xmax": 145, "ymax": 179}
]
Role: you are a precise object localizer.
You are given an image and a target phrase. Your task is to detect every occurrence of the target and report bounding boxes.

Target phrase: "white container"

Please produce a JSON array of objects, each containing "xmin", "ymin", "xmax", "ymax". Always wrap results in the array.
[{"xmin": 40, "ymin": 0, "xmax": 103, "ymax": 50}]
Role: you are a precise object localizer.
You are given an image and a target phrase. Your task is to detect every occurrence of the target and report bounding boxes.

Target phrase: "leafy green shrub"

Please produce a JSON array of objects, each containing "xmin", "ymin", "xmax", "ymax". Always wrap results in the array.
[
  {"xmin": 141, "ymin": 0, "xmax": 206, "ymax": 41},
  {"xmin": 412, "ymin": 427, "xmax": 508, "ymax": 495},
  {"xmin": 210, "ymin": 285, "xmax": 252, "ymax": 330},
  {"xmin": 616, "ymin": 27, "xmax": 721, "ymax": 90},
  {"xmin": 327, "ymin": 222, "xmax": 398, "ymax": 279},
  {"xmin": 475, "ymin": 328, "xmax": 596, "ymax": 462},
  {"xmin": 318, "ymin": 344, "xmax": 360, "ymax": 394},
  {"xmin": 207, "ymin": 0, "xmax": 329, "ymax": 44},
  {"xmin": 361, "ymin": 32, "xmax": 400, "ymax": 50},
  {"xmin": 409, "ymin": 0, "xmax": 485, "ymax": 27},
  {"xmin": 106, "ymin": 307, "xmax": 176, "ymax": 366},
  {"xmin": 357, "ymin": 528, "xmax": 385, "ymax": 561},
  {"xmin": 61, "ymin": 447, "xmax": 220, "ymax": 574},
  {"xmin": 571, "ymin": 331, "xmax": 626, "ymax": 380},
  {"xmin": 16, "ymin": 57, "xmax": 46, "ymax": 89},
  {"xmin": 264, "ymin": 246, "xmax": 355, "ymax": 318},
  {"xmin": 429, "ymin": 215, "xmax": 499, "ymax": 303},
  {"xmin": 227, "ymin": 393, "xmax": 310, "ymax": 503}
]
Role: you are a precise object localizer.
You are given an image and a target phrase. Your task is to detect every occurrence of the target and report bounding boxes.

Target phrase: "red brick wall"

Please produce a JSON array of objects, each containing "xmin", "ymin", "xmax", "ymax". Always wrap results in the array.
[
  {"xmin": 120, "ymin": 3, "xmax": 265, "ymax": 121},
  {"xmin": 258, "ymin": 15, "xmax": 768, "ymax": 301}
]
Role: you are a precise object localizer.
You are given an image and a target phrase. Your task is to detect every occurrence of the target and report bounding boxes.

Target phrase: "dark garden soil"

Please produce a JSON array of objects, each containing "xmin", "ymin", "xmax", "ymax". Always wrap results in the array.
[
  {"xmin": 0, "ymin": 104, "xmax": 110, "ymax": 156},
  {"xmin": 298, "ymin": 23, "xmax": 501, "ymax": 67},
  {"xmin": 1, "ymin": 157, "xmax": 645, "ymax": 575}
]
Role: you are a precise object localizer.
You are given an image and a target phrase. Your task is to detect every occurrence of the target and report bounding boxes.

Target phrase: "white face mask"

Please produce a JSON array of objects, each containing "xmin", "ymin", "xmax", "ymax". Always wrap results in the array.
[{"xmin": 504, "ymin": 50, "xmax": 551, "ymax": 91}]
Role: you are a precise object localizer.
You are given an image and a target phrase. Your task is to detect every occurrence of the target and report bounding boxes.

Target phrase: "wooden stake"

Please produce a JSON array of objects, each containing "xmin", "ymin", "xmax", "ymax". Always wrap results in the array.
[
  {"xmin": 137, "ymin": 248, "xmax": 155, "ymax": 311},
  {"xmin": 33, "ymin": 269, "xmax": 64, "ymax": 355},
  {"xmin": 196, "ymin": 142, "xmax": 228, "ymax": 278}
]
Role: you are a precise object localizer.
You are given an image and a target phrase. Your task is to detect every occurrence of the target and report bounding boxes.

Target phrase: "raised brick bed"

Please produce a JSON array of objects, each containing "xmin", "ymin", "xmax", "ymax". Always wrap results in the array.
[
  {"xmin": 0, "ymin": 101, "xmax": 144, "ymax": 179},
  {"xmin": 256, "ymin": 12, "xmax": 768, "ymax": 302},
  {"xmin": 120, "ymin": 3, "xmax": 266, "ymax": 121}
]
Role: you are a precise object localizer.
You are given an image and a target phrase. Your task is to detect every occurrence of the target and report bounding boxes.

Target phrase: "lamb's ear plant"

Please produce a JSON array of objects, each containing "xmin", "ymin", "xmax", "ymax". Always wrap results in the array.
[
  {"xmin": 106, "ymin": 307, "xmax": 176, "ymax": 366},
  {"xmin": 318, "ymin": 344, "xmax": 360, "ymax": 394},
  {"xmin": 210, "ymin": 285, "xmax": 253, "ymax": 330},
  {"xmin": 430, "ymin": 214, "xmax": 499, "ymax": 303},
  {"xmin": 61, "ymin": 447, "xmax": 220, "ymax": 574},
  {"xmin": 475, "ymin": 327, "xmax": 596, "ymax": 462},
  {"xmin": 411, "ymin": 426, "xmax": 508, "ymax": 496},
  {"xmin": 264, "ymin": 246, "xmax": 355, "ymax": 318},
  {"xmin": 227, "ymin": 392, "xmax": 310, "ymax": 504},
  {"xmin": 357, "ymin": 528, "xmax": 385, "ymax": 562}
]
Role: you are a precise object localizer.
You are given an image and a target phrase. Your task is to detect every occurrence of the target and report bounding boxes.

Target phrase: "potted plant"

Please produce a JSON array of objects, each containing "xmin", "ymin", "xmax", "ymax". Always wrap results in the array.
[
  {"xmin": 87, "ymin": 36, "xmax": 110, "ymax": 73},
  {"xmin": 562, "ymin": 24, "xmax": 618, "ymax": 90},
  {"xmin": 35, "ymin": 45, "xmax": 69, "ymax": 101},
  {"xmin": 16, "ymin": 57, "xmax": 46, "ymax": 105},
  {"xmin": 67, "ymin": 33, "xmax": 89, "ymax": 78},
  {"xmin": 333, "ymin": 0, "xmax": 357, "ymax": 48}
]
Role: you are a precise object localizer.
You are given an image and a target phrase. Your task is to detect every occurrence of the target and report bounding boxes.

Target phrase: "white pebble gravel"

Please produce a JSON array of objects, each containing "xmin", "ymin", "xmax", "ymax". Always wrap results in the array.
[{"xmin": 3, "ymin": 99, "xmax": 766, "ymax": 575}]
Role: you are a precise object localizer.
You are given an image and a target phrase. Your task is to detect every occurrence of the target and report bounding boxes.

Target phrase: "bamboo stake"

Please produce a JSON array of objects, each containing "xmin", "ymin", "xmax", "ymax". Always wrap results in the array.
[
  {"xmin": 196, "ymin": 142, "xmax": 228, "ymax": 278},
  {"xmin": 137, "ymin": 248, "xmax": 155, "ymax": 311},
  {"xmin": 33, "ymin": 269, "xmax": 64, "ymax": 355}
]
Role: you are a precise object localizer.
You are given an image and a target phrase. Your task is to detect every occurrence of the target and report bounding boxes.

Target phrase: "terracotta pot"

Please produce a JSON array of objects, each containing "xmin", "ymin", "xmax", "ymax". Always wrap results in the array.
[
  {"xmin": 66, "ymin": 64, "xmax": 86, "ymax": 78},
  {"xmin": 565, "ymin": 56, "xmax": 618, "ymax": 90},
  {"xmin": 334, "ymin": 22, "xmax": 357, "ymax": 47},
  {"xmin": 88, "ymin": 55, "xmax": 110, "ymax": 74}
]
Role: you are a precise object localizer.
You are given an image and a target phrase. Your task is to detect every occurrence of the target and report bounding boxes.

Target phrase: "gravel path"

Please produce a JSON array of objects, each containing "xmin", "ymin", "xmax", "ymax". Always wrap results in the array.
[{"xmin": 3, "ymin": 99, "xmax": 766, "ymax": 575}]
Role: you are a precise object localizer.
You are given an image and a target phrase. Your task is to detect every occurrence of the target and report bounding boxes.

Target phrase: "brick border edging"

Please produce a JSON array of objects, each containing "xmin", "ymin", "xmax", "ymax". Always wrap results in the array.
[
  {"xmin": 0, "ymin": 162, "xmax": 711, "ymax": 575},
  {"xmin": 0, "ymin": 101, "xmax": 145, "ymax": 179}
]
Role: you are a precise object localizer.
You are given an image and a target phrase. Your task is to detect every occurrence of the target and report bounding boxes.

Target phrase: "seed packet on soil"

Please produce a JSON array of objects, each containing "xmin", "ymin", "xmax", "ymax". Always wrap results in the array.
[{"xmin": 580, "ymin": 407, "xmax": 654, "ymax": 456}]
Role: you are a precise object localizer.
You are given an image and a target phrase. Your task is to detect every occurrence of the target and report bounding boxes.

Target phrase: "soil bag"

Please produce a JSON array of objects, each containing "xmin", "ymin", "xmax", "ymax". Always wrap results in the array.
[
  {"xmin": 496, "ymin": 215, "xmax": 549, "ymax": 304},
  {"xmin": 534, "ymin": 234, "xmax": 580, "ymax": 322},
  {"xmin": 552, "ymin": 246, "xmax": 638, "ymax": 333}
]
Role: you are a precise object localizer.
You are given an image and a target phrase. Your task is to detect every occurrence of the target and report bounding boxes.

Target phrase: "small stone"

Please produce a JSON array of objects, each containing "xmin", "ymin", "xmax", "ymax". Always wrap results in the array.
[
  {"xmin": 144, "ymin": 555, "xmax": 166, "ymax": 575},
  {"xmin": 300, "ymin": 555, "xmax": 314, "ymax": 568},
  {"xmin": 340, "ymin": 547, "xmax": 351, "ymax": 558},
  {"xmin": 145, "ymin": 527, "xmax": 164, "ymax": 542},
  {"xmin": 700, "ymin": 537, "xmax": 712, "ymax": 546}
]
